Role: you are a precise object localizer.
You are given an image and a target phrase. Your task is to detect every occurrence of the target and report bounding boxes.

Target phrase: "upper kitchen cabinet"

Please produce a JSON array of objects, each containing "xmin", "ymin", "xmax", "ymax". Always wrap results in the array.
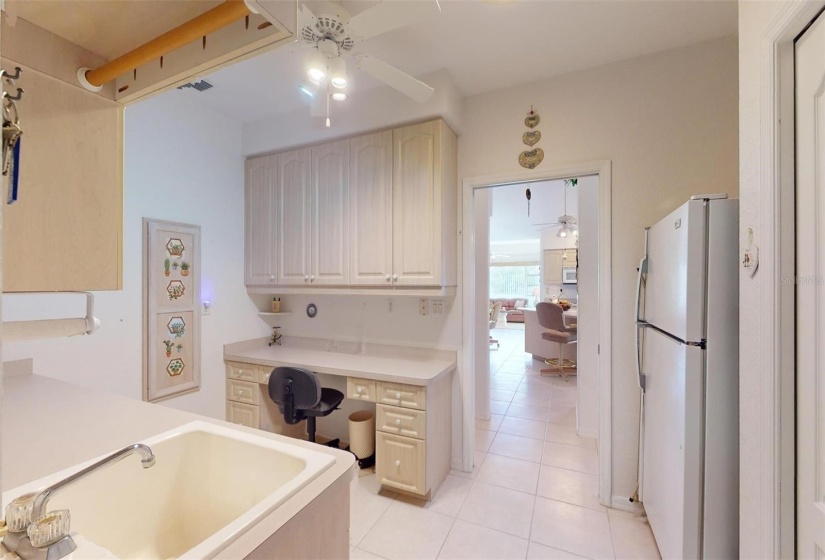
[
  {"xmin": 244, "ymin": 118, "xmax": 457, "ymax": 293},
  {"xmin": 0, "ymin": 2, "xmax": 296, "ymax": 292},
  {"xmin": 275, "ymin": 147, "xmax": 312, "ymax": 285},
  {"xmin": 312, "ymin": 139, "xmax": 349, "ymax": 285},
  {"xmin": 245, "ymin": 155, "xmax": 277, "ymax": 285},
  {"xmin": 349, "ymin": 130, "xmax": 393, "ymax": 287},
  {"xmin": 392, "ymin": 120, "xmax": 457, "ymax": 287}
]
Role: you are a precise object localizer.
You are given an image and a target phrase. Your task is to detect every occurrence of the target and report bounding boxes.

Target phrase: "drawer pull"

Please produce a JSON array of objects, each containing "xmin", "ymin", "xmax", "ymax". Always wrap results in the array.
[
  {"xmin": 395, "ymin": 419, "xmax": 401, "ymax": 426},
  {"xmin": 357, "ymin": 387, "xmax": 363, "ymax": 394},
  {"xmin": 395, "ymin": 392, "xmax": 401, "ymax": 399},
  {"xmin": 395, "ymin": 460, "xmax": 401, "ymax": 468}
]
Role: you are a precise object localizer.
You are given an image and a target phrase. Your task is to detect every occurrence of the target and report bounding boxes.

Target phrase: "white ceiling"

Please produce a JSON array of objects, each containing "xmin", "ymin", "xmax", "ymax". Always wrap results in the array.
[
  {"xmin": 180, "ymin": 0, "xmax": 737, "ymax": 123},
  {"xmin": 489, "ymin": 179, "xmax": 578, "ymax": 244}
]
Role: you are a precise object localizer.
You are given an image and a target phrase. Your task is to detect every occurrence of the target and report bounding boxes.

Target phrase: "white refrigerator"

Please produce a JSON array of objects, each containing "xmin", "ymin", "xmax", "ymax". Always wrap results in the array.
[{"xmin": 635, "ymin": 195, "xmax": 739, "ymax": 559}]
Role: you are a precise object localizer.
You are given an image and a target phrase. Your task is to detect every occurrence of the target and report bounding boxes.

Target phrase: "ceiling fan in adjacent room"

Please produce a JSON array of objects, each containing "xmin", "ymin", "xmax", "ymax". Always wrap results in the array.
[
  {"xmin": 294, "ymin": 0, "xmax": 440, "ymax": 126},
  {"xmin": 534, "ymin": 179, "xmax": 579, "ymax": 238}
]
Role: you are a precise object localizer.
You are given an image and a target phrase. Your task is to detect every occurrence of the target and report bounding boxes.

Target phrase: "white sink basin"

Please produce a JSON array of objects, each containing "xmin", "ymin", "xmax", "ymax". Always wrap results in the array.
[{"xmin": 3, "ymin": 421, "xmax": 336, "ymax": 559}]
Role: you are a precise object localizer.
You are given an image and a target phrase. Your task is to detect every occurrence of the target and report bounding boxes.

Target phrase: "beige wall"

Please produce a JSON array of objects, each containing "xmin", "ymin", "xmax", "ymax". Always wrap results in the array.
[{"xmin": 458, "ymin": 36, "xmax": 739, "ymax": 501}]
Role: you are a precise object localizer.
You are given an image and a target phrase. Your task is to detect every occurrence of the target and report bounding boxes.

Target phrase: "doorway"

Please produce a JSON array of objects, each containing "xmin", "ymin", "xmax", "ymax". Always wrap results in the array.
[{"xmin": 460, "ymin": 161, "xmax": 613, "ymax": 505}]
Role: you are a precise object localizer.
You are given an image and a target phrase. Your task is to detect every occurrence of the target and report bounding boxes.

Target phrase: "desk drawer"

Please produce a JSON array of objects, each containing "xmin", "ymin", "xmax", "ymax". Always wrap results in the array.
[
  {"xmin": 376, "ymin": 432, "xmax": 426, "ymax": 496},
  {"xmin": 376, "ymin": 381, "xmax": 426, "ymax": 410},
  {"xmin": 226, "ymin": 362, "xmax": 258, "ymax": 383},
  {"xmin": 347, "ymin": 377, "xmax": 377, "ymax": 402},
  {"xmin": 376, "ymin": 404, "xmax": 426, "ymax": 439},
  {"xmin": 227, "ymin": 379, "xmax": 259, "ymax": 405},
  {"xmin": 227, "ymin": 401, "xmax": 259, "ymax": 428}
]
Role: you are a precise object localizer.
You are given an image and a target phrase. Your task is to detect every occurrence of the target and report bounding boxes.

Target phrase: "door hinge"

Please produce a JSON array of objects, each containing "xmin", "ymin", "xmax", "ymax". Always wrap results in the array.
[
  {"xmin": 639, "ymin": 374, "xmax": 646, "ymax": 392},
  {"xmin": 598, "ymin": 344, "xmax": 600, "ymax": 355}
]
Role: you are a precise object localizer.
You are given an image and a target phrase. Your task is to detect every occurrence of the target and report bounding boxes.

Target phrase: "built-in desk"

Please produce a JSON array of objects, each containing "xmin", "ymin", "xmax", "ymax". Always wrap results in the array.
[{"xmin": 223, "ymin": 337, "xmax": 456, "ymax": 500}]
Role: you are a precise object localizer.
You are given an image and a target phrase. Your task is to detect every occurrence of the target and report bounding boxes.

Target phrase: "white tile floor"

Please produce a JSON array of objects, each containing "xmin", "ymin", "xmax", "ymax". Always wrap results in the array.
[{"xmin": 349, "ymin": 326, "xmax": 661, "ymax": 560}]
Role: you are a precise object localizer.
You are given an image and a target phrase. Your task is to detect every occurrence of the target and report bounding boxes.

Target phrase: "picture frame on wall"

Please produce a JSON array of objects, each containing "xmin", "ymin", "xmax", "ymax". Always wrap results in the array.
[{"xmin": 143, "ymin": 218, "xmax": 201, "ymax": 402}]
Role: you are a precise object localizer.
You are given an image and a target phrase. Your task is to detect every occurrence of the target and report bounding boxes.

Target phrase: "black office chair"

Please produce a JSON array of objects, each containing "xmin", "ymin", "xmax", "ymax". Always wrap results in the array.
[{"xmin": 267, "ymin": 366, "xmax": 345, "ymax": 448}]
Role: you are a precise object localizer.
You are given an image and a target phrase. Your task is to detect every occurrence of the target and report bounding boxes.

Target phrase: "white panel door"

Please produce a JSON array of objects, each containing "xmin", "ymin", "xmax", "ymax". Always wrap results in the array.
[
  {"xmin": 349, "ymin": 130, "xmax": 393, "ymax": 286},
  {"xmin": 244, "ymin": 155, "xmax": 276, "ymax": 285},
  {"xmin": 644, "ymin": 199, "xmax": 706, "ymax": 342},
  {"xmin": 311, "ymin": 139, "xmax": 348, "ymax": 285},
  {"xmin": 795, "ymin": 11, "xmax": 825, "ymax": 557},
  {"xmin": 275, "ymin": 147, "xmax": 312, "ymax": 285},
  {"xmin": 641, "ymin": 327, "xmax": 704, "ymax": 560},
  {"xmin": 392, "ymin": 120, "xmax": 442, "ymax": 286}
]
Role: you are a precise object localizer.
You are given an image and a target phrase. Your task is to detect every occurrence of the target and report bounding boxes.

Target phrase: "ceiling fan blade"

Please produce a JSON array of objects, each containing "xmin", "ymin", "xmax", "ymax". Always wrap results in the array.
[
  {"xmin": 298, "ymin": 3, "xmax": 318, "ymax": 35},
  {"xmin": 354, "ymin": 55, "xmax": 434, "ymax": 102},
  {"xmin": 347, "ymin": 0, "xmax": 440, "ymax": 40}
]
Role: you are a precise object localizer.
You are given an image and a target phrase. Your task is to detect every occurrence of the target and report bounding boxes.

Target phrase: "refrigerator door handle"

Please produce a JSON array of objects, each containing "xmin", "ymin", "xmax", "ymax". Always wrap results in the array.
[{"xmin": 635, "ymin": 252, "xmax": 649, "ymax": 392}]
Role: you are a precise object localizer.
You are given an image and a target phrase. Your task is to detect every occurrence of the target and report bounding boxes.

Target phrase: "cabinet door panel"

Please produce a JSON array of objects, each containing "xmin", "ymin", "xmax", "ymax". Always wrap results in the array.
[
  {"xmin": 376, "ymin": 432, "xmax": 426, "ymax": 495},
  {"xmin": 245, "ymin": 155, "xmax": 277, "ymax": 285},
  {"xmin": 276, "ymin": 147, "xmax": 312, "ymax": 285},
  {"xmin": 349, "ymin": 131, "xmax": 393, "ymax": 286},
  {"xmin": 392, "ymin": 121, "xmax": 442, "ymax": 286},
  {"xmin": 543, "ymin": 250, "xmax": 563, "ymax": 284},
  {"xmin": 312, "ymin": 140, "xmax": 348, "ymax": 285}
]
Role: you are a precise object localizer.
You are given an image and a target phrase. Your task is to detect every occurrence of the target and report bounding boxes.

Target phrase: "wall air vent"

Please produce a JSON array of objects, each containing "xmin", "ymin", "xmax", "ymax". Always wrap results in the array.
[{"xmin": 176, "ymin": 79, "xmax": 214, "ymax": 92}]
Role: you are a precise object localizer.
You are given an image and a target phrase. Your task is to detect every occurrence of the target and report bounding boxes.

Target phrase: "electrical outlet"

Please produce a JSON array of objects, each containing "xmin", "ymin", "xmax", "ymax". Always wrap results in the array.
[
  {"xmin": 430, "ymin": 299, "xmax": 445, "ymax": 317},
  {"xmin": 419, "ymin": 298, "xmax": 429, "ymax": 316}
]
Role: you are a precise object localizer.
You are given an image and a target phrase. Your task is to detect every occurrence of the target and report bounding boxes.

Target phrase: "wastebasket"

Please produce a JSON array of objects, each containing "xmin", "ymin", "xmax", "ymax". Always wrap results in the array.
[{"xmin": 348, "ymin": 410, "xmax": 375, "ymax": 464}]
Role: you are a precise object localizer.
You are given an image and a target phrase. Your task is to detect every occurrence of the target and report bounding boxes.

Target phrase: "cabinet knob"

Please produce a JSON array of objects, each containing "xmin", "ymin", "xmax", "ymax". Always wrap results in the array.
[
  {"xmin": 385, "ymin": 274, "xmax": 391, "ymax": 282},
  {"xmin": 356, "ymin": 387, "xmax": 363, "ymax": 394},
  {"xmin": 304, "ymin": 275, "xmax": 309, "ymax": 281},
  {"xmin": 270, "ymin": 275, "xmax": 275, "ymax": 281},
  {"xmin": 310, "ymin": 275, "xmax": 315, "ymax": 282},
  {"xmin": 392, "ymin": 274, "xmax": 398, "ymax": 281},
  {"xmin": 395, "ymin": 460, "xmax": 401, "ymax": 468},
  {"xmin": 395, "ymin": 419, "xmax": 401, "ymax": 426},
  {"xmin": 395, "ymin": 392, "xmax": 401, "ymax": 399}
]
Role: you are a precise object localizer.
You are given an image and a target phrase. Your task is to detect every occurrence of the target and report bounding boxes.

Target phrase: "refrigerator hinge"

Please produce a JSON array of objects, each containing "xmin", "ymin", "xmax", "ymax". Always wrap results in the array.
[{"xmin": 687, "ymin": 340, "xmax": 707, "ymax": 349}]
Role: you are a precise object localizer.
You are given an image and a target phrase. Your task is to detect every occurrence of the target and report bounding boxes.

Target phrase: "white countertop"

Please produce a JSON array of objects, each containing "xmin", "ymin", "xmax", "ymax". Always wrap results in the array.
[
  {"xmin": 224, "ymin": 337, "xmax": 458, "ymax": 386},
  {"xmin": 2, "ymin": 373, "xmax": 355, "ymax": 557}
]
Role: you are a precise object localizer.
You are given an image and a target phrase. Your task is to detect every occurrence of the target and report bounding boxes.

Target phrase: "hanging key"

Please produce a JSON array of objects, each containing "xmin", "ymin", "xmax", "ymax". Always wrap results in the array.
[{"xmin": 3, "ymin": 120, "xmax": 21, "ymax": 204}]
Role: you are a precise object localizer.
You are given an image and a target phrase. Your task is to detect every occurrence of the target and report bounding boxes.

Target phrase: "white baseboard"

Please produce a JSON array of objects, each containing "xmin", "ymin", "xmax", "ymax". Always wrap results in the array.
[{"xmin": 610, "ymin": 495, "xmax": 645, "ymax": 515}]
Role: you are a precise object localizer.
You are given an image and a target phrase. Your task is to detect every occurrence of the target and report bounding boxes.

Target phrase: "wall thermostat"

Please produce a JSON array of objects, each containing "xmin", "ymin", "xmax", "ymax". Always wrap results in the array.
[{"xmin": 306, "ymin": 303, "xmax": 318, "ymax": 318}]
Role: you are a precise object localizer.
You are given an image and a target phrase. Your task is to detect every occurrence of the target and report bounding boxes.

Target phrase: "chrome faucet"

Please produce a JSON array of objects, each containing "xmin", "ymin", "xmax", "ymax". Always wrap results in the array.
[{"xmin": 3, "ymin": 443, "xmax": 156, "ymax": 560}]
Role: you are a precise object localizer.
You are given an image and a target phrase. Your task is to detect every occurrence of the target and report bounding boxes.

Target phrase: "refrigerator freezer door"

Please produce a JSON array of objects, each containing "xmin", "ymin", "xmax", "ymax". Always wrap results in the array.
[
  {"xmin": 643, "ymin": 200, "xmax": 707, "ymax": 342},
  {"xmin": 641, "ymin": 326, "xmax": 704, "ymax": 560}
]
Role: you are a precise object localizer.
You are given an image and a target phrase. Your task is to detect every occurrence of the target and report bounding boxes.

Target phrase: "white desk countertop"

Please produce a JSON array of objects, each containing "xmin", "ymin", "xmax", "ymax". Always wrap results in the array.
[{"xmin": 224, "ymin": 337, "xmax": 458, "ymax": 387}]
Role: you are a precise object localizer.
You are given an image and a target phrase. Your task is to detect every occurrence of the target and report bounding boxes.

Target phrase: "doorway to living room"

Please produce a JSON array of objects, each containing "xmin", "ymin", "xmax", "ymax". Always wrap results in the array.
[{"xmin": 461, "ymin": 161, "xmax": 612, "ymax": 506}]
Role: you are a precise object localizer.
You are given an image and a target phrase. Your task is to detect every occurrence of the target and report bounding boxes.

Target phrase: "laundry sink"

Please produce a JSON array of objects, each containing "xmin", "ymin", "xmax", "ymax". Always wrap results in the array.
[{"xmin": 4, "ymin": 421, "xmax": 335, "ymax": 559}]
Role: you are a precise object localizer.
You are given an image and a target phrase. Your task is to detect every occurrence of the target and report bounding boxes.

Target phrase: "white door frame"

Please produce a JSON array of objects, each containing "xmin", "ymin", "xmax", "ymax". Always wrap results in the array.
[
  {"xmin": 756, "ymin": 2, "xmax": 825, "ymax": 557},
  {"xmin": 461, "ymin": 160, "xmax": 613, "ymax": 504}
]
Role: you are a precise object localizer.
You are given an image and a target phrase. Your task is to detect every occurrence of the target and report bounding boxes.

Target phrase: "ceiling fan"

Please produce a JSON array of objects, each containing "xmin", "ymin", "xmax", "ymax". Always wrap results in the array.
[
  {"xmin": 294, "ymin": 1, "xmax": 440, "ymax": 125},
  {"xmin": 534, "ymin": 180, "xmax": 579, "ymax": 238}
]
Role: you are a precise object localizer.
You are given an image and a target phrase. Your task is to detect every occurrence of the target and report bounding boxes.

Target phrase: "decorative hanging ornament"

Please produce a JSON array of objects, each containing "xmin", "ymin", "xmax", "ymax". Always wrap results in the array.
[
  {"xmin": 525, "ymin": 188, "xmax": 532, "ymax": 216},
  {"xmin": 523, "ymin": 130, "xmax": 541, "ymax": 146},
  {"xmin": 519, "ymin": 148, "xmax": 544, "ymax": 169},
  {"xmin": 524, "ymin": 106, "xmax": 540, "ymax": 129}
]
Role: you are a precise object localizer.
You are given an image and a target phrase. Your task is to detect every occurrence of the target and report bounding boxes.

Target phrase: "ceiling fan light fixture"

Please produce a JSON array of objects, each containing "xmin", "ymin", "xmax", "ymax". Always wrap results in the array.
[
  {"xmin": 329, "ymin": 57, "xmax": 348, "ymax": 89},
  {"xmin": 557, "ymin": 226, "xmax": 569, "ymax": 239},
  {"xmin": 306, "ymin": 49, "xmax": 327, "ymax": 84},
  {"xmin": 331, "ymin": 92, "xmax": 347, "ymax": 101}
]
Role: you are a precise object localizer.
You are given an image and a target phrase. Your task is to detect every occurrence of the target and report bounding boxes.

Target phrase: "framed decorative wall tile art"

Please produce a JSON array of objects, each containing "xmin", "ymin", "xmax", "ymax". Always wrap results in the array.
[{"xmin": 143, "ymin": 219, "xmax": 201, "ymax": 402}]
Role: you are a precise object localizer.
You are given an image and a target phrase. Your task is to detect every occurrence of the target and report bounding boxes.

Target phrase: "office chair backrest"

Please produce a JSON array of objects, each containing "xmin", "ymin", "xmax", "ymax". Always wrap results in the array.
[
  {"xmin": 268, "ymin": 367, "xmax": 322, "ymax": 424},
  {"xmin": 536, "ymin": 302, "xmax": 565, "ymax": 331}
]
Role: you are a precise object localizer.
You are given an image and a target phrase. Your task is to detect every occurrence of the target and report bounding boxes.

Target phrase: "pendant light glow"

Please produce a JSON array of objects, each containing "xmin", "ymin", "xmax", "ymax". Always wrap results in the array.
[
  {"xmin": 331, "ymin": 92, "xmax": 347, "ymax": 101},
  {"xmin": 329, "ymin": 57, "xmax": 348, "ymax": 89},
  {"xmin": 306, "ymin": 49, "xmax": 326, "ymax": 84}
]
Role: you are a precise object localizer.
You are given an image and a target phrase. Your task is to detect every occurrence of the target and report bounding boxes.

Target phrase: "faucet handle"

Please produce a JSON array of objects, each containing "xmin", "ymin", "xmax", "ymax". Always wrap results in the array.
[
  {"xmin": 28, "ymin": 510, "xmax": 73, "ymax": 550},
  {"xmin": 5, "ymin": 492, "xmax": 36, "ymax": 533}
]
